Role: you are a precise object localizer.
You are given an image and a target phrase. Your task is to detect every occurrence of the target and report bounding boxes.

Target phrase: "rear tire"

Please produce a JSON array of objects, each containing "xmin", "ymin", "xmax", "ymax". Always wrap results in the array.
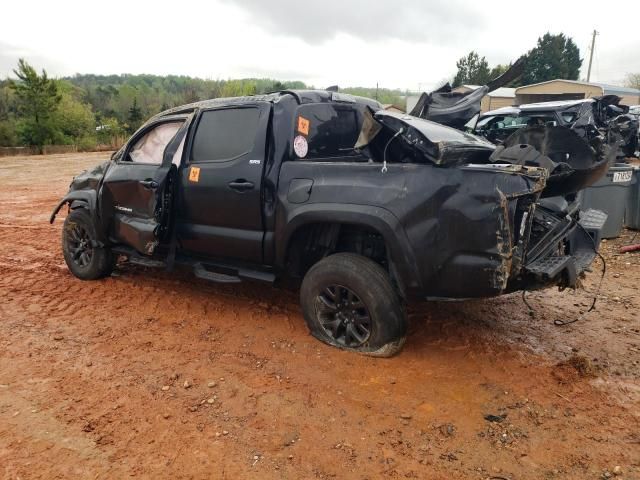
[
  {"xmin": 62, "ymin": 208, "xmax": 114, "ymax": 280},
  {"xmin": 300, "ymin": 253, "xmax": 407, "ymax": 357}
]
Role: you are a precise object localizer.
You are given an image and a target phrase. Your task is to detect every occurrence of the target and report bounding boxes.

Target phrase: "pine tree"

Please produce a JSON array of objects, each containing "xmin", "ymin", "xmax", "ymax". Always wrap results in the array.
[
  {"xmin": 452, "ymin": 51, "xmax": 491, "ymax": 87},
  {"xmin": 127, "ymin": 97, "xmax": 143, "ymax": 133},
  {"xmin": 522, "ymin": 33, "xmax": 582, "ymax": 84},
  {"xmin": 10, "ymin": 58, "xmax": 61, "ymax": 152}
]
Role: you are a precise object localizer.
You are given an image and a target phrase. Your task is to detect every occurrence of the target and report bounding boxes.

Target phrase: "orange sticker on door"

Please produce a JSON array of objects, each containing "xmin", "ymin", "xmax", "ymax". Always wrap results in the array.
[
  {"xmin": 189, "ymin": 166, "xmax": 200, "ymax": 182},
  {"xmin": 297, "ymin": 116, "xmax": 310, "ymax": 135}
]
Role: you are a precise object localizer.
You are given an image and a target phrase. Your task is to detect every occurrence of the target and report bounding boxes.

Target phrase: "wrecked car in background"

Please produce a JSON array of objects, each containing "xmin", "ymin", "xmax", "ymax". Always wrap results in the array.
[
  {"xmin": 472, "ymin": 97, "xmax": 639, "ymax": 159},
  {"xmin": 409, "ymin": 57, "xmax": 637, "ymax": 160},
  {"xmin": 51, "ymin": 89, "xmax": 609, "ymax": 357}
]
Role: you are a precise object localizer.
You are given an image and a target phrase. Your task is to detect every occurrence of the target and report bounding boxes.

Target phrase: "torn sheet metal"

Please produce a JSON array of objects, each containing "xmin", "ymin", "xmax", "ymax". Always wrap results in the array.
[
  {"xmin": 409, "ymin": 85, "xmax": 489, "ymax": 130},
  {"xmin": 367, "ymin": 109, "xmax": 495, "ymax": 166},
  {"xmin": 409, "ymin": 57, "xmax": 525, "ymax": 129},
  {"xmin": 491, "ymin": 125, "xmax": 613, "ymax": 197}
]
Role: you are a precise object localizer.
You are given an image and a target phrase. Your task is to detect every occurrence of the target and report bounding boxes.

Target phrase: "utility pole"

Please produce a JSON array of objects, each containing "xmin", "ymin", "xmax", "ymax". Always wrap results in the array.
[{"xmin": 586, "ymin": 29, "xmax": 598, "ymax": 82}]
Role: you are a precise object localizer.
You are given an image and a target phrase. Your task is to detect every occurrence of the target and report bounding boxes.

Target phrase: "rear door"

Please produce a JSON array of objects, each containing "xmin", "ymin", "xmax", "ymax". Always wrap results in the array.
[
  {"xmin": 177, "ymin": 103, "xmax": 270, "ymax": 263},
  {"xmin": 101, "ymin": 116, "xmax": 190, "ymax": 255}
]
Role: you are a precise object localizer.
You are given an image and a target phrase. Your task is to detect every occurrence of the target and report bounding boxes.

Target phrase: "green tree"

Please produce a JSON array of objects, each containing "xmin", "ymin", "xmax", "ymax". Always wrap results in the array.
[
  {"xmin": 96, "ymin": 116, "xmax": 125, "ymax": 148},
  {"xmin": 220, "ymin": 79, "xmax": 257, "ymax": 97},
  {"xmin": 52, "ymin": 82, "xmax": 96, "ymax": 147},
  {"xmin": 61, "ymin": 74, "xmax": 311, "ymax": 124},
  {"xmin": 127, "ymin": 97, "xmax": 143, "ymax": 133},
  {"xmin": 0, "ymin": 121, "xmax": 18, "ymax": 146},
  {"xmin": 522, "ymin": 33, "xmax": 582, "ymax": 84},
  {"xmin": 452, "ymin": 51, "xmax": 491, "ymax": 87},
  {"xmin": 92, "ymin": 84, "xmax": 119, "ymax": 119},
  {"xmin": 489, "ymin": 64, "xmax": 509, "ymax": 81},
  {"xmin": 107, "ymin": 83, "xmax": 138, "ymax": 124},
  {"xmin": 10, "ymin": 58, "xmax": 61, "ymax": 152},
  {"xmin": 0, "ymin": 82, "xmax": 16, "ymax": 120},
  {"xmin": 0, "ymin": 82, "xmax": 18, "ymax": 146}
]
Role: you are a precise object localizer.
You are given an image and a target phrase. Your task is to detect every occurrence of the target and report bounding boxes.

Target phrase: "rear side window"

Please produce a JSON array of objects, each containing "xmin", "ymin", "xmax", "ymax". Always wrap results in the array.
[
  {"xmin": 191, "ymin": 107, "xmax": 260, "ymax": 162},
  {"xmin": 296, "ymin": 104, "xmax": 361, "ymax": 159}
]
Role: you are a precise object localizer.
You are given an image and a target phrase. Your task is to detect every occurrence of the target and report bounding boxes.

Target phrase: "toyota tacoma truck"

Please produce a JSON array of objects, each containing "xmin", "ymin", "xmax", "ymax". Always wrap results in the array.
[{"xmin": 51, "ymin": 90, "xmax": 612, "ymax": 356}]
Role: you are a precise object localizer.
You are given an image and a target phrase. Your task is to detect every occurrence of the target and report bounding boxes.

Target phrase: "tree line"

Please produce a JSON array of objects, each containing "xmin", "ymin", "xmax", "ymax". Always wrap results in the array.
[
  {"xmin": 0, "ymin": 64, "xmax": 406, "ymax": 151},
  {"xmin": 452, "ymin": 32, "xmax": 583, "ymax": 87},
  {"xmin": 2, "ymin": 31, "xmax": 636, "ymax": 152}
]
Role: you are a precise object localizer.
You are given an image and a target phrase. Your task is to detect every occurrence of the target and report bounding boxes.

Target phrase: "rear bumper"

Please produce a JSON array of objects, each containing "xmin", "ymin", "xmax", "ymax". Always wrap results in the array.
[{"xmin": 511, "ymin": 208, "xmax": 606, "ymax": 291}]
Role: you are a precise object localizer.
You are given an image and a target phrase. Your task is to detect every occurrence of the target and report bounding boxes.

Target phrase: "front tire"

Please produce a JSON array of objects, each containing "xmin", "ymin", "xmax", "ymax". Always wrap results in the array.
[
  {"xmin": 300, "ymin": 253, "xmax": 407, "ymax": 357},
  {"xmin": 62, "ymin": 208, "xmax": 114, "ymax": 280}
]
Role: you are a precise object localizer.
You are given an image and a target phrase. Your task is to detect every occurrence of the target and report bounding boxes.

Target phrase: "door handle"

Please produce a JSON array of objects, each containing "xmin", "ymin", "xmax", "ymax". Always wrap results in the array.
[
  {"xmin": 139, "ymin": 179, "xmax": 158, "ymax": 190},
  {"xmin": 228, "ymin": 180, "xmax": 254, "ymax": 192}
]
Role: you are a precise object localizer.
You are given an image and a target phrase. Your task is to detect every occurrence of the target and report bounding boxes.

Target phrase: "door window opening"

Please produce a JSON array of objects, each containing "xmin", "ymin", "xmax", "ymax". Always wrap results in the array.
[{"xmin": 128, "ymin": 122, "xmax": 183, "ymax": 164}]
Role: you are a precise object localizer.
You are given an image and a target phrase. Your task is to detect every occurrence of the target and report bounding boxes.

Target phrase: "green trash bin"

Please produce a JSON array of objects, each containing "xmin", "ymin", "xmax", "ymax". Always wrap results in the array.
[
  {"xmin": 625, "ymin": 166, "xmax": 640, "ymax": 230},
  {"xmin": 580, "ymin": 163, "xmax": 634, "ymax": 238}
]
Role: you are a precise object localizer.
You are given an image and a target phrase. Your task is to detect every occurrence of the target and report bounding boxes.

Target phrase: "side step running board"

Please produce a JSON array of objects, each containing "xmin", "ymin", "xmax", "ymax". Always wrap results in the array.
[
  {"xmin": 192, "ymin": 262, "xmax": 276, "ymax": 284},
  {"xmin": 193, "ymin": 263, "xmax": 241, "ymax": 284},
  {"xmin": 113, "ymin": 246, "xmax": 167, "ymax": 268},
  {"xmin": 112, "ymin": 245, "xmax": 276, "ymax": 285},
  {"xmin": 129, "ymin": 256, "xmax": 166, "ymax": 268}
]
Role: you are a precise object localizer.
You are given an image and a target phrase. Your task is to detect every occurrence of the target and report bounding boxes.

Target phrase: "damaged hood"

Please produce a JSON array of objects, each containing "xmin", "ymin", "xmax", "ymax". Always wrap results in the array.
[{"xmin": 365, "ymin": 109, "xmax": 495, "ymax": 165}]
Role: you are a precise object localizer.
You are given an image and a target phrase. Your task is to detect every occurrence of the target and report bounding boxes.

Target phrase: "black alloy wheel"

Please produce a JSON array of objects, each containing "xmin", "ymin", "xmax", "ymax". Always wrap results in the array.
[
  {"xmin": 301, "ymin": 253, "xmax": 408, "ymax": 356},
  {"xmin": 61, "ymin": 208, "xmax": 114, "ymax": 280},
  {"xmin": 316, "ymin": 284, "xmax": 372, "ymax": 347},
  {"xmin": 65, "ymin": 222, "xmax": 94, "ymax": 268}
]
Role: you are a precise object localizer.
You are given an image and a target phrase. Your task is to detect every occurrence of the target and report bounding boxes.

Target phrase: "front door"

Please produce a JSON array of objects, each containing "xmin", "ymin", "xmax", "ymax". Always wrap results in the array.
[
  {"xmin": 101, "ymin": 117, "xmax": 190, "ymax": 255},
  {"xmin": 177, "ymin": 103, "xmax": 270, "ymax": 264}
]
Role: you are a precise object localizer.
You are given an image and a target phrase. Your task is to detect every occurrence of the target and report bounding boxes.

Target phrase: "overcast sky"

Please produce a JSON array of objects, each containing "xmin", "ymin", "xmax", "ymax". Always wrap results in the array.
[{"xmin": 1, "ymin": 0, "xmax": 639, "ymax": 91}]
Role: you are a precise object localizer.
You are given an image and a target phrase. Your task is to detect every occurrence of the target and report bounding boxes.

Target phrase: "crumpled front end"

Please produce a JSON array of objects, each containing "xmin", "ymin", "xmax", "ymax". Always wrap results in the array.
[
  {"xmin": 49, "ymin": 160, "xmax": 110, "ymax": 224},
  {"xmin": 67, "ymin": 160, "xmax": 110, "ymax": 192}
]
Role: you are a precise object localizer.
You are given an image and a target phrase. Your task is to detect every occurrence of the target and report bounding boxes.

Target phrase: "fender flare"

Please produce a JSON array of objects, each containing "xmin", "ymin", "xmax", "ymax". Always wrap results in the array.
[
  {"xmin": 275, "ymin": 203, "xmax": 422, "ymax": 294},
  {"xmin": 49, "ymin": 190, "xmax": 97, "ymax": 224}
]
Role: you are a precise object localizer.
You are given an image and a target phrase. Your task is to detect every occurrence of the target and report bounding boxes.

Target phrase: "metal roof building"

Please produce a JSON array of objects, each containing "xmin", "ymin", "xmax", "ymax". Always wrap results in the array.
[
  {"xmin": 480, "ymin": 87, "xmax": 516, "ymax": 112},
  {"xmin": 514, "ymin": 79, "xmax": 640, "ymax": 106}
]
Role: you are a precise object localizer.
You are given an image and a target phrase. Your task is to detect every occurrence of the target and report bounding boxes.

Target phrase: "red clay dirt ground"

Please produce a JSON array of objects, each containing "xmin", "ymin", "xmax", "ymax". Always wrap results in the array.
[{"xmin": 0, "ymin": 152, "xmax": 638, "ymax": 480}]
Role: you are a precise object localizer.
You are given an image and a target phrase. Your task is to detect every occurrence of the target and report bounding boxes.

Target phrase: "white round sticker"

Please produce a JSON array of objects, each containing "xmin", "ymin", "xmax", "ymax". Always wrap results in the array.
[{"xmin": 293, "ymin": 135, "xmax": 308, "ymax": 158}]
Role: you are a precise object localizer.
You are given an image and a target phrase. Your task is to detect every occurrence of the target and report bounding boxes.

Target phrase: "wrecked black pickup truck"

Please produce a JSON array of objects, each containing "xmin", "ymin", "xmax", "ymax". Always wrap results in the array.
[{"xmin": 51, "ymin": 90, "xmax": 611, "ymax": 356}]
